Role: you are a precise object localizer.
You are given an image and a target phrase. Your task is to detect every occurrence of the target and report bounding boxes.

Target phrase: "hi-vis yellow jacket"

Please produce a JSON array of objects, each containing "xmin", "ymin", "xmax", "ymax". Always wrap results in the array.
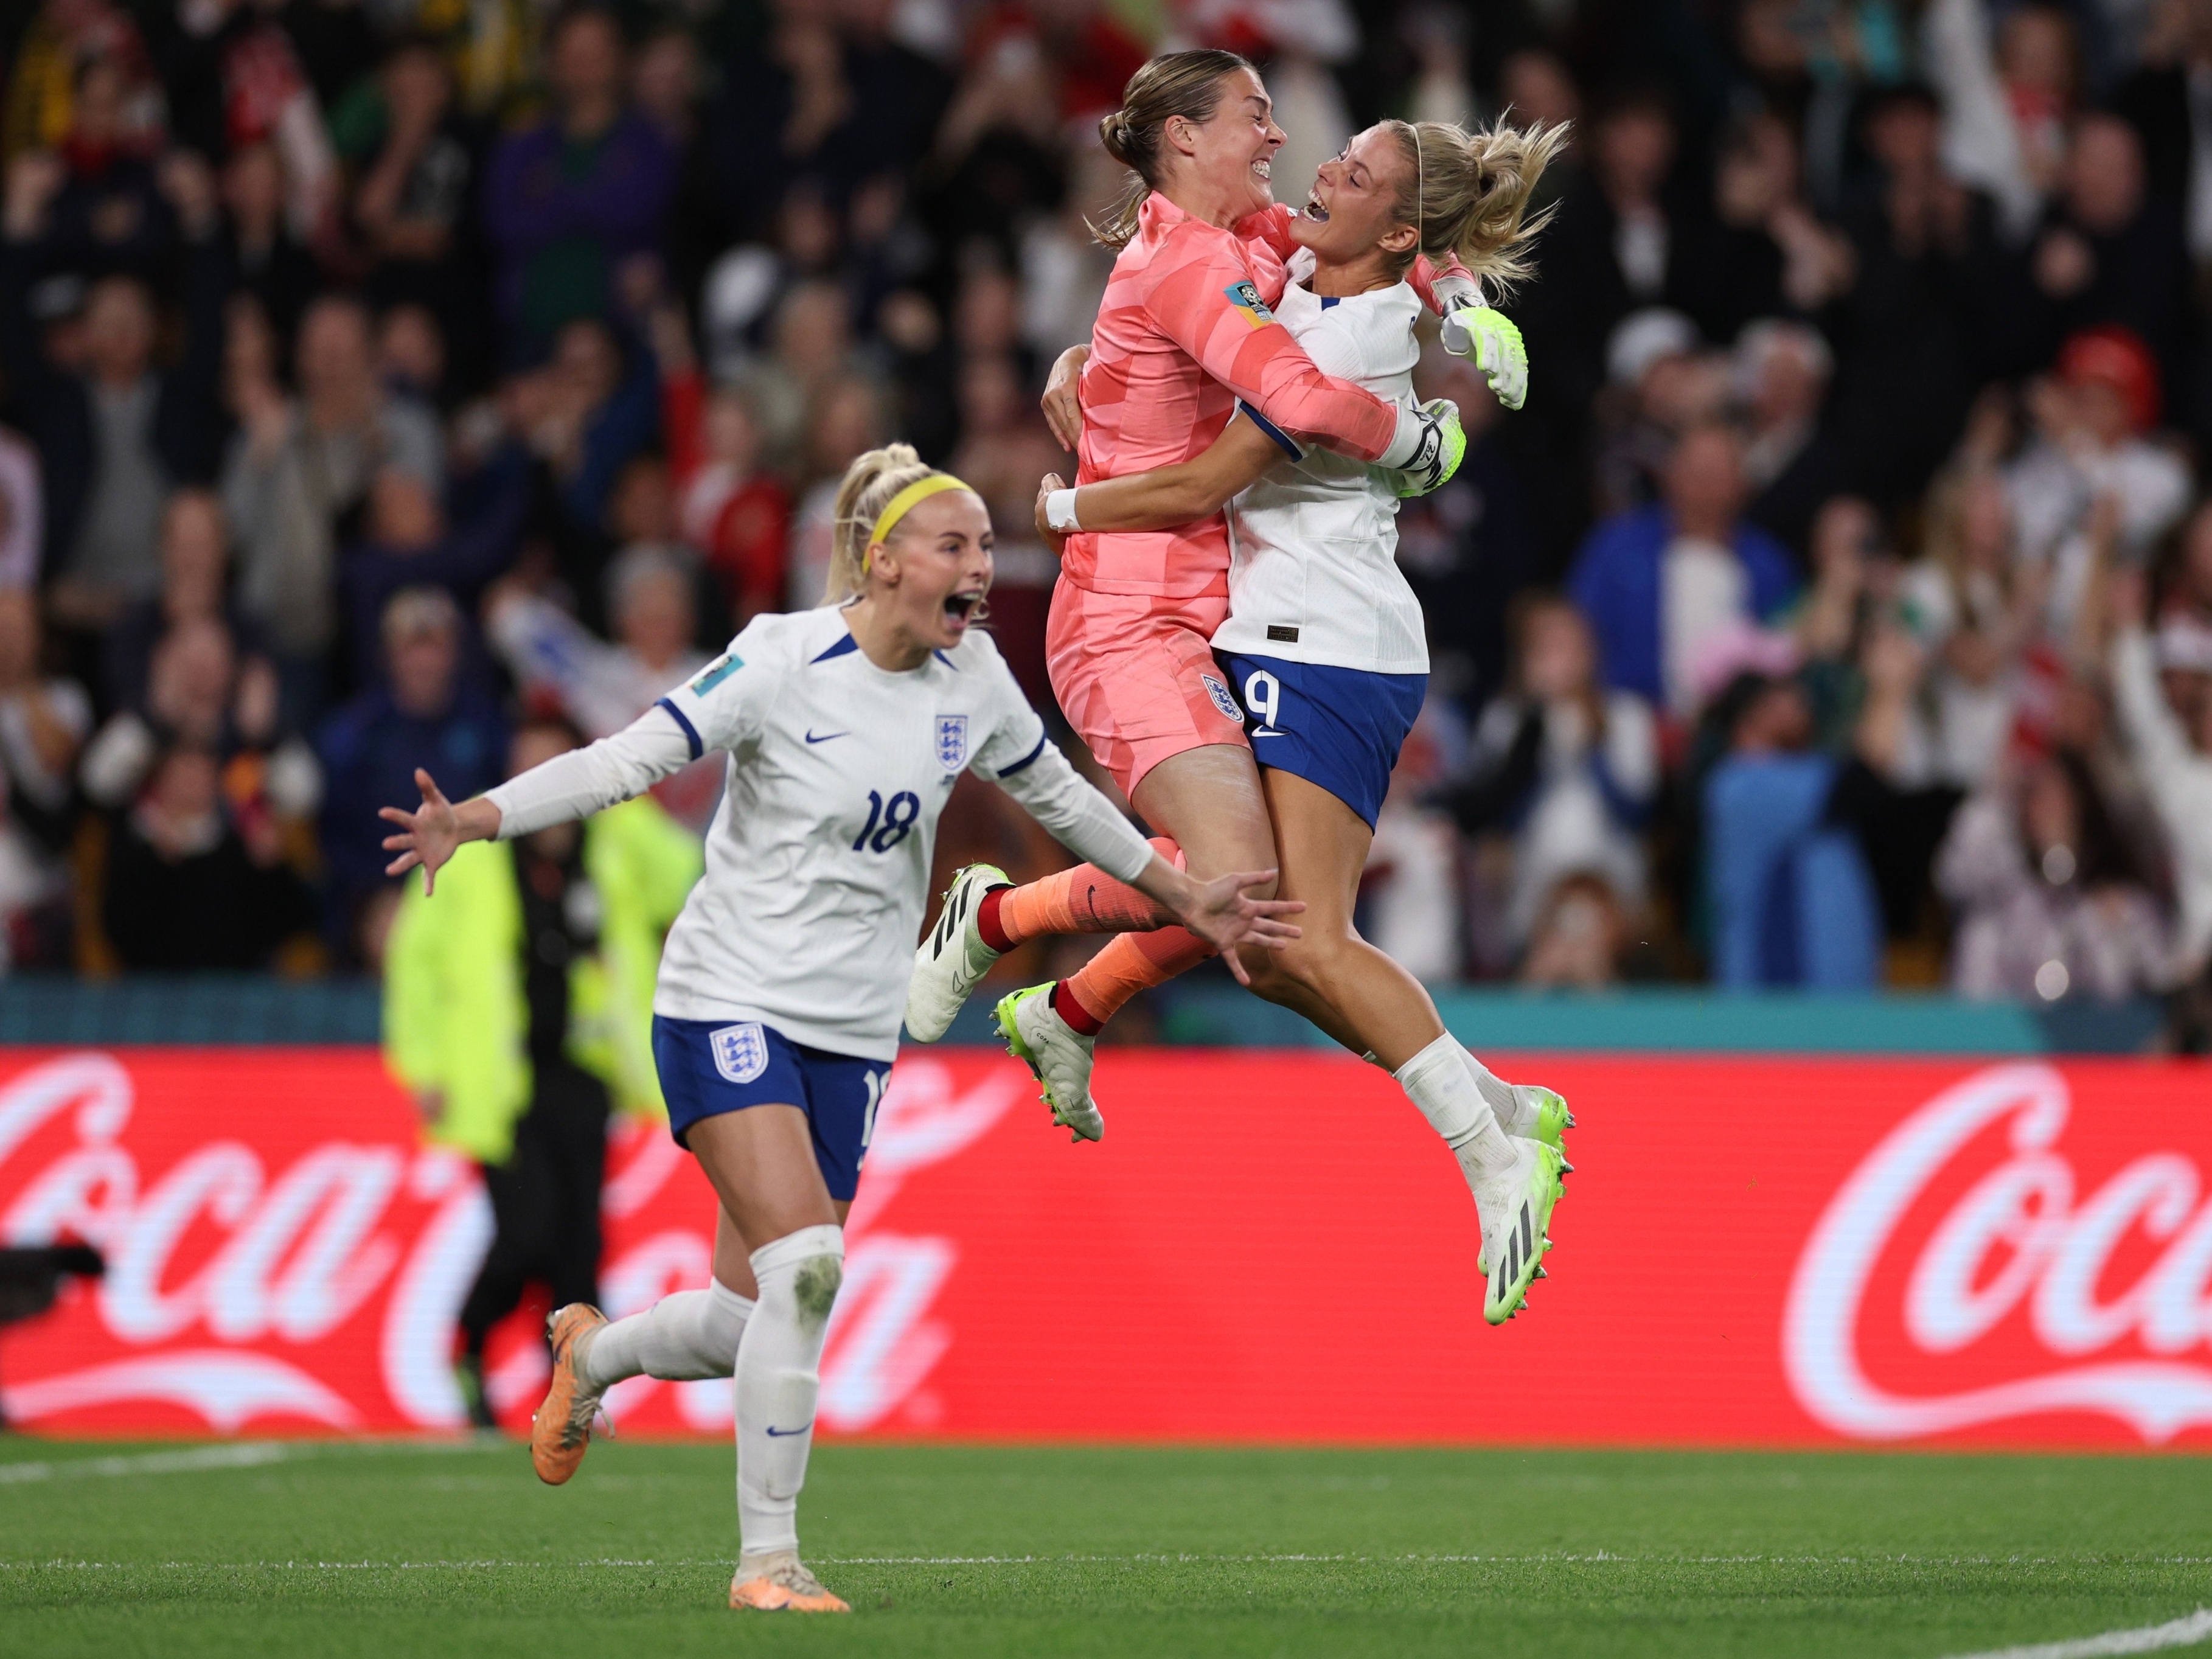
[{"xmin": 383, "ymin": 798, "xmax": 703, "ymax": 1164}]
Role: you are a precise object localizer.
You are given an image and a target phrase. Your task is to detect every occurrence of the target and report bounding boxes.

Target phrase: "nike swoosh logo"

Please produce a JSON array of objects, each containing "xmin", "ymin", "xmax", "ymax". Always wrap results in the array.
[
  {"xmin": 804, "ymin": 731, "xmax": 848, "ymax": 744},
  {"xmin": 764, "ymin": 1424, "xmax": 812, "ymax": 1437},
  {"xmin": 1253, "ymin": 729, "xmax": 1287, "ymax": 737}
]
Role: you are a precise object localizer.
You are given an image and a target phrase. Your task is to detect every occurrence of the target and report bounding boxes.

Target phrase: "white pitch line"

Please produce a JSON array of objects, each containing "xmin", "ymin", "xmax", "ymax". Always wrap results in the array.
[
  {"xmin": 0, "ymin": 1439, "xmax": 487, "ymax": 1485},
  {"xmin": 1942, "ymin": 1609, "xmax": 2212, "ymax": 1659}
]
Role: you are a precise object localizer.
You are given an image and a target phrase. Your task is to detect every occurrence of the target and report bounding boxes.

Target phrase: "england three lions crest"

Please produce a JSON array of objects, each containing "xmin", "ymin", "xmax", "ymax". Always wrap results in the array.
[{"xmin": 935, "ymin": 715, "xmax": 969, "ymax": 771}]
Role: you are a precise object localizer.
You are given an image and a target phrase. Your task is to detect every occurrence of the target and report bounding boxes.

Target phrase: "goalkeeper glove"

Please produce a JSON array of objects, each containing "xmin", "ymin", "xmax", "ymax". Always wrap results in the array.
[
  {"xmin": 1442, "ymin": 306, "xmax": 1529, "ymax": 411},
  {"xmin": 1388, "ymin": 398, "xmax": 1467, "ymax": 498}
]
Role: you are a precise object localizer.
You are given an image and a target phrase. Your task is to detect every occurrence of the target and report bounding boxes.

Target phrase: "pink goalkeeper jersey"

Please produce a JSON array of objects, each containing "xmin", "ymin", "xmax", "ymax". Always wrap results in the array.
[{"xmin": 1065, "ymin": 193, "xmax": 1403, "ymax": 599}]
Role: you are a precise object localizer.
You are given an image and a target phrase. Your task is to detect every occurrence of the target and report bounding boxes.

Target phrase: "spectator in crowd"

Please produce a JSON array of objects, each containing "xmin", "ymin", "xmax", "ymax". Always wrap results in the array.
[
  {"xmin": 1447, "ymin": 593, "xmax": 1659, "ymax": 958},
  {"xmin": 2023, "ymin": 113, "xmax": 2189, "ymax": 384},
  {"xmin": 1936, "ymin": 750, "xmax": 2172, "ymax": 1002},
  {"xmin": 3, "ymin": 150, "xmax": 226, "ymax": 627},
  {"xmin": 2007, "ymin": 326, "xmax": 2191, "ymax": 634},
  {"xmin": 101, "ymin": 740, "xmax": 313, "ymax": 970},
  {"xmin": 1568, "ymin": 423, "xmax": 1800, "ymax": 721},
  {"xmin": 660, "ymin": 321, "xmax": 788, "ymax": 625},
  {"xmin": 1701, "ymin": 669, "xmax": 1885, "ymax": 989},
  {"xmin": 1897, "ymin": 468, "xmax": 2040, "ymax": 790},
  {"xmin": 336, "ymin": 450, "xmax": 529, "ymax": 690},
  {"xmin": 316, "ymin": 586, "xmax": 504, "ymax": 956},
  {"xmin": 223, "ymin": 293, "xmax": 443, "ymax": 711},
  {"xmin": 220, "ymin": 144, "xmax": 320, "ymax": 367},
  {"xmin": 1829, "ymin": 83, "xmax": 2011, "ymax": 511},
  {"xmin": 99, "ymin": 485, "xmax": 268, "ymax": 708},
  {"xmin": 483, "ymin": 6, "xmax": 675, "ymax": 358},
  {"xmin": 0, "ymin": 588, "xmax": 89, "ymax": 966},
  {"xmin": 2110, "ymin": 569, "xmax": 2212, "ymax": 992},
  {"xmin": 383, "ymin": 715, "xmax": 699, "ymax": 1424},
  {"xmin": 1737, "ymin": 320, "xmax": 1854, "ymax": 564},
  {"xmin": 349, "ymin": 38, "xmax": 487, "ymax": 389}
]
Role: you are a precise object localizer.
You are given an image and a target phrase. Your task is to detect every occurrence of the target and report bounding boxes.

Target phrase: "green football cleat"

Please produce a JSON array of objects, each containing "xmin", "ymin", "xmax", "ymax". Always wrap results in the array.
[
  {"xmin": 1522, "ymin": 1085, "xmax": 1575, "ymax": 1157},
  {"xmin": 995, "ymin": 983, "xmax": 1103, "ymax": 1143},
  {"xmin": 1473, "ymin": 1138, "xmax": 1565, "ymax": 1326}
]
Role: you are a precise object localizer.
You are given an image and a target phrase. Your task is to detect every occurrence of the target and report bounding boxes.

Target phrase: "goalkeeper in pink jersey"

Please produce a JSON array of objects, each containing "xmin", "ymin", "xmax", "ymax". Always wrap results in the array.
[{"xmin": 908, "ymin": 90, "xmax": 1570, "ymax": 1321}]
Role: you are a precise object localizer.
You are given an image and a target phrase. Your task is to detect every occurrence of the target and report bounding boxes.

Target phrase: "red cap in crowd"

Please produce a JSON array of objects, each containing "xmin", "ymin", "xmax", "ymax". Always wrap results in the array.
[{"xmin": 2057, "ymin": 325, "xmax": 2162, "ymax": 434}]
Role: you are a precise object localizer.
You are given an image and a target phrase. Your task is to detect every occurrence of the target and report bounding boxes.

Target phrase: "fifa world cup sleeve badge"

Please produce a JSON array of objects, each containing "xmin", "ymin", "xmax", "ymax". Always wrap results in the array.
[{"xmin": 1223, "ymin": 281, "xmax": 1277, "ymax": 329}]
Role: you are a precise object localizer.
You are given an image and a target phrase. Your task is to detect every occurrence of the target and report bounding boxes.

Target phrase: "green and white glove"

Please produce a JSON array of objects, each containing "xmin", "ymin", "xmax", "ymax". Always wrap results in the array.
[
  {"xmin": 1388, "ymin": 398, "xmax": 1467, "ymax": 498},
  {"xmin": 1442, "ymin": 305, "xmax": 1529, "ymax": 411}
]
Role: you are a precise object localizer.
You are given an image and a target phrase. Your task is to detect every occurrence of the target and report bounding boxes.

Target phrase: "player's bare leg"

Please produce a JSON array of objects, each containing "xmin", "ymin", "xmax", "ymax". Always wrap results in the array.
[{"xmin": 1241, "ymin": 769, "xmax": 1567, "ymax": 1320}]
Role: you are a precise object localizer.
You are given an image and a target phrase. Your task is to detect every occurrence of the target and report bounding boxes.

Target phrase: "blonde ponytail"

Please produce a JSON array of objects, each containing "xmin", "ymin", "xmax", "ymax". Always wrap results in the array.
[
  {"xmin": 824, "ymin": 443, "xmax": 936, "ymax": 605},
  {"xmin": 1387, "ymin": 118, "xmax": 1568, "ymax": 294}
]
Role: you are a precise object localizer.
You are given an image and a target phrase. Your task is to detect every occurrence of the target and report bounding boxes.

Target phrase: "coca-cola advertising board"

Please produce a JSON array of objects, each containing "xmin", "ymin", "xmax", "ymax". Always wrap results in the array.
[{"xmin": 2, "ymin": 1046, "xmax": 2210, "ymax": 1449}]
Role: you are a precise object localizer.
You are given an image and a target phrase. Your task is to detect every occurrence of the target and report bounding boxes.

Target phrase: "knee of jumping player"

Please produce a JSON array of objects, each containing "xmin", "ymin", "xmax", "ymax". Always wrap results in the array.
[{"xmin": 1242, "ymin": 923, "xmax": 1349, "ymax": 1004}]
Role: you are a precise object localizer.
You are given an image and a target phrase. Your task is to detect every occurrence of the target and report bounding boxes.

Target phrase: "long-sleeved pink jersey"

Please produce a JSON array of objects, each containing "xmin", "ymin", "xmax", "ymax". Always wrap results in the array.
[{"xmin": 1065, "ymin": 193, "xmax": 1407, "ymax": 598}]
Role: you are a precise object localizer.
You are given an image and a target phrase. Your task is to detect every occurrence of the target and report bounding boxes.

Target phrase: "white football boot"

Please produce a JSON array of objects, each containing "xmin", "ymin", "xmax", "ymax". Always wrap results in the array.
[
  {"xmin": 905, "ymin": 863, "xmax": 1009, "ymax": 1042},
  {"xmin": 1461, "ymin": 1048, "xmax": 1575, "ymax": 1158},
  {"xmin": 995, "ymin": 982, "xmax": 1104, "ymax": 1142},
  {"xmin": 1464, "ymin": 1135, "xmax": 1566, "ymax": 1325}
]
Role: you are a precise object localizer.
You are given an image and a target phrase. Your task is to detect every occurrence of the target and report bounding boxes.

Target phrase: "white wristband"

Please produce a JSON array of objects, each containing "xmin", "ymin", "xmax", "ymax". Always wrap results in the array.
[{"xmin": 1045, "ymin": 489, "xmax": 1082, "ymax": 533}]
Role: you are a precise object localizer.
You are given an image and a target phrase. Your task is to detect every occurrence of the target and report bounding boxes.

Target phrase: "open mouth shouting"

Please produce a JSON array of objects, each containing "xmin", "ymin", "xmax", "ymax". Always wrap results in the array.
[
  {"xmin": 1302, "ymin": 188, "xmax": 1329, "ymax": 223},
  {"xmin": 942, "ymin": 588, "xmax": 987, "ymax": 631}
]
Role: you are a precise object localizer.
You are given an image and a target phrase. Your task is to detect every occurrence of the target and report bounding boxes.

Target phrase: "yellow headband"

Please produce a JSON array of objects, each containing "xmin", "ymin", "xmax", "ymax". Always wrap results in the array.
[{"xmin": 866, "ymin": 474, "xmax": 979, "ymax": 570}]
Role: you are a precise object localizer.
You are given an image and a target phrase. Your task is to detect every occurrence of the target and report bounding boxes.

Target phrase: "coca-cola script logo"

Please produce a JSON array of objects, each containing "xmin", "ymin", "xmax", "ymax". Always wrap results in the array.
[
  {"xmin": 0, "ymin": 1050, "xmax": 1021, "ymax": 1435},
  {"xmin": 1784, "ymin": 1062, "xmax": 2212, "ymax": 1443}
]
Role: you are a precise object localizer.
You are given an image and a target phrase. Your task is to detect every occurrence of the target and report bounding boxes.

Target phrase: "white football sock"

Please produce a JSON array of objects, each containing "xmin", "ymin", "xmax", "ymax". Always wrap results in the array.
[
  {"xmin": 580, "ymin": 1279, "xmax": 754, "ymax": 1390},
  {"xmin": 734, "ymin": 1223, "xmax": 844, "ymax": 1563},
  {"xmin": 1458, "ymin": 1046, "xmax": 1534, "ymax": 1139},
  {"xmin": 1397, "ymin": 1032, "xmax": 1514, "ymax": 1178}
]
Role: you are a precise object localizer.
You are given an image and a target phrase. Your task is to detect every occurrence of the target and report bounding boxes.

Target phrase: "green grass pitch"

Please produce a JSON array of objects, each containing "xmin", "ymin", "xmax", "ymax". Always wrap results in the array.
[{"xmin": 3, "ymin": 1436, "xmax": 2209, "ymax": 1658}]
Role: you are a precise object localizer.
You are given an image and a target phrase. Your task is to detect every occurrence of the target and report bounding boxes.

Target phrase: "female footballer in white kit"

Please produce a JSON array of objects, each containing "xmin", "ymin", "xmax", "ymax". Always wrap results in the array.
[{"xmin": 377, "ymin": 444, "xmax": 1298, "ymax": 1614}]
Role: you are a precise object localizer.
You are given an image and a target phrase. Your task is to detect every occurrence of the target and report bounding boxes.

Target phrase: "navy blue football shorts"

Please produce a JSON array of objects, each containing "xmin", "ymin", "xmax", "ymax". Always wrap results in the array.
[
  {"xmin": 1215, "ymin": 651, "xmax": 1427, "ymax": 829},
  {"xmin": 651, "ymin": 1015, "xmax": 889, "ymax": 1202}
]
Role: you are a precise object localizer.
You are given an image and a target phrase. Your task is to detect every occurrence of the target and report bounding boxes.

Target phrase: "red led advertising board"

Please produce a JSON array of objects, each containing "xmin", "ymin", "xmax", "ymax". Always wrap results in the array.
[{"xmin": 1, "ymin": 1046, "xmax": 2208, "ymax": 1449}]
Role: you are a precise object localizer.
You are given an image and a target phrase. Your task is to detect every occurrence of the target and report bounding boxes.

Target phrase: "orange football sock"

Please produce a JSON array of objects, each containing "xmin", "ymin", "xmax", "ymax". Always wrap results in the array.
[
  {"xmin": 1059, "ymin": 925, "xmax": 1213, "ymax": 1031},
  {"xmin": 980, "ymin": 838, "xmax": 1179, "ymax": 951}
]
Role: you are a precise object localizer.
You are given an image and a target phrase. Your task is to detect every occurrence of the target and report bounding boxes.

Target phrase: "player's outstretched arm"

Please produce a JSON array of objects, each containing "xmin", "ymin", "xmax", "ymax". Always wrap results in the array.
[
  {"xmin": 1035, "ymin": 416, "xmax": 1282, "ymax": 542},
  {"xmin": 380, "ymin": 703, "xmax": 698, "ymax": 896}
]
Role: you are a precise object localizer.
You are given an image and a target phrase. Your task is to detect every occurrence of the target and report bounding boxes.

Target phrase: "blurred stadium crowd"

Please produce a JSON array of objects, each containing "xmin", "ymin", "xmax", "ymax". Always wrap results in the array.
[{"xmin": 0, "ymin": 0, "xmax": 2210, "ymax": 1035}]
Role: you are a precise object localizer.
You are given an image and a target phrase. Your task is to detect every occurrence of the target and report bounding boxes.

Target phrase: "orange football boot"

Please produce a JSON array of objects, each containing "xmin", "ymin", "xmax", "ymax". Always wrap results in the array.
[
  {"xmin": 729, "ymin": 1554, "xmax": 851, "ymax": 1613},
  {"xmin": 529, "ymin": 1303, "xmax": 608, "ymax": 1484}
]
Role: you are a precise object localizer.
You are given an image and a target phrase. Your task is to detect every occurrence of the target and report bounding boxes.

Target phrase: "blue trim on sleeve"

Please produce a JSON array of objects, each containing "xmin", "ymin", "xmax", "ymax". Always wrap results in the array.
[
  {"xmin": 995, "ymin": 730, "xmax": 1049, "ymax": 778},
  {"xmin": 811, "ymin": 634, "xmax": 860, "ymax": 663},
  {"xmin": 655, "ymin": 696, "xmax": 703, "ymax": 762},
  {"xmin": 1235, "ymin": 399, "xmax": 1304, "ymax": 462}
]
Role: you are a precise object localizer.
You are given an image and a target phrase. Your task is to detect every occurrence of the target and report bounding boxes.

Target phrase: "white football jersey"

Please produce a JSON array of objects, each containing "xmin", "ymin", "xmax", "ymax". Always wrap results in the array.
[
  {"xmin": 489, "ymin": 606, "xmax": 1153, "ymax": 1062},
  {"xmin": 1209, "ymin": 280, "xmax": 1430, "ymax": 676}
]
